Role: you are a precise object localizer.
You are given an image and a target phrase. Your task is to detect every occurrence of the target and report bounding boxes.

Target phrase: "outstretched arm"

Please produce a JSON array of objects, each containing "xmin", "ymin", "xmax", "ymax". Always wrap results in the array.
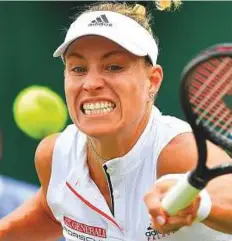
[
  {"xmin": 0, "ymin": 134, "xmax": 63, "ymax": 241},
  {"xmin": 0, "ymin": 189, "xmax": 62, "ymax": 241},
  {"xmin": 144, "ymin": 133, "xmax": 232, "ymax": 234}
]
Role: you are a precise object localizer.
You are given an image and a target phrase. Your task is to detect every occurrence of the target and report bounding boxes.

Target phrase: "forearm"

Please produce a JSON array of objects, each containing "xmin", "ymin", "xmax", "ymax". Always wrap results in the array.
[
  {"xmin": 203, "ymin": 175, "xmax": 232, "ymax": 234},
  {"xmin": 0, "ymin": 190, "xmax": 63, "ymax": 241}
]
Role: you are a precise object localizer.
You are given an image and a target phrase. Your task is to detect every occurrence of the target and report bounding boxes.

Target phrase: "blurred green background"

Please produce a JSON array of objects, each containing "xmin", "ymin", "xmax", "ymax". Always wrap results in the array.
[{"xmin": 1, "ymin": 1, "xmax": 232, "ymax": 185}]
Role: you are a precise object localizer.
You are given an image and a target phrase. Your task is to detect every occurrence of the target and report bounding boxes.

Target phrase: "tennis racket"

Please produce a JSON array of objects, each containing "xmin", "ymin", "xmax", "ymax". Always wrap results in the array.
[{"xmin": 161, "ymin": 43, "xmax": 232, "ymax": 215}]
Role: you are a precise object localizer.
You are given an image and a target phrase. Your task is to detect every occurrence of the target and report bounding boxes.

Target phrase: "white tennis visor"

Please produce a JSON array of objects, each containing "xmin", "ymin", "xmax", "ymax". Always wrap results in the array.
[{"xmin": 53, "ymin": 11, "xmax": 158, "ymax": 65}]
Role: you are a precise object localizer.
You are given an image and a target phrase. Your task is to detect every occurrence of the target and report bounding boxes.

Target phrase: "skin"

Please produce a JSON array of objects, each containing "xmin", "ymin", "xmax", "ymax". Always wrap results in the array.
[
  {"xmin": 144, "ymin": 134, "xmax": 232, "ymax": 234},
  {"xmin": 0, "ymin": 134, "xmax": 63, "ymax": 241},
  {"xmin": 228, "ymin": 86, "xmax": 232, "ymax": 95},
  {"xmin": 64, "ymin": 36, "xmax": 162, "ymax": 160},
  {"xmin": 64, "ymin": 36, "xmax": 162, "ymax": 210},
  {"xmin": 0, "ymin": 36, "xmax": 231, "ymax": 240}
]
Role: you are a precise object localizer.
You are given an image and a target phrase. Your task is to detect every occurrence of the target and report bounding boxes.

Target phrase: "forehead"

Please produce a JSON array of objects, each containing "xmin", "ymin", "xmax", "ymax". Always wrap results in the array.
[{"xmin": 65, "ymin": 35, "xmax": 134, "ymax": 59}]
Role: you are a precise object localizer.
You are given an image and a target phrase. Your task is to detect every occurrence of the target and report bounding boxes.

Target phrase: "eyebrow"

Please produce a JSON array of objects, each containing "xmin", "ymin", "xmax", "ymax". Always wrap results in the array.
[
  {"xmin": 66, "ymin": 50, "xmax": 127, "ymax": 61},
  {"xmin": 66, "ymin": 52, "xmax": 85, "ymax": 60},
  {"xmin": 101, "ymin": 50, "xmax": 127, "ymax": 60}
]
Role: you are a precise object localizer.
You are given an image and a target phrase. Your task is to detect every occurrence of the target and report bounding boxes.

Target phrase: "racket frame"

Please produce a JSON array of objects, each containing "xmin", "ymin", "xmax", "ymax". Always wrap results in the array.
[
  {"xmin": 161, "ymin": 45, "xmax": 232, "ymax": 215},
  {"xmin": 180, "ymin": 48, "xmax": 232, "ymax": 188}
]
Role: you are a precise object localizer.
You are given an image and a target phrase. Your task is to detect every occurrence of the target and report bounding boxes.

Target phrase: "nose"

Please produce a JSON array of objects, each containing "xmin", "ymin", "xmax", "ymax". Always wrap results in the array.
[{"xmin": 82, "ymin": 71, "xmax": 105, "ymax": 92}]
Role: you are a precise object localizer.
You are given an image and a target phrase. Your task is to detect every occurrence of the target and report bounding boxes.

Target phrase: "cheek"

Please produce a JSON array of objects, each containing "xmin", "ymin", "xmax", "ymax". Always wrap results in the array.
[
  {"xmin": 126, "ymin": 80, "xmax": 149, "ymax": 103},
  {"xmin": 113, "ymin": 74, "xmax": 148, "ymax": 103},
  {"xmin": 137, "ymin": 77, "xmax": 151, "ymax": 104},
  {"xmin": 64, "ymin": 76, "xmax": 81, "ymax": 98},
  {"xmin": 64, "ymin": 80, "xmax": 74, "ymax": 119},
  {"xmin": 64, "ymin": 78, "xmax": 80, "ymax": 114},
  {"xmin": 64, "ymin": 79, "xmax": 72, "ymax": 105},
  {"xmin": 119, "ymin": 81, "xmax": 149, "ymax": 118}
]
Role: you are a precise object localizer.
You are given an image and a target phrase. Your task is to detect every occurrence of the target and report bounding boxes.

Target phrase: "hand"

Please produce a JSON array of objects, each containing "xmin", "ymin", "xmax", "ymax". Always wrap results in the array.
[{"xmin": 144, "ymin": 179, "xmax": 201, "ymax": 234}]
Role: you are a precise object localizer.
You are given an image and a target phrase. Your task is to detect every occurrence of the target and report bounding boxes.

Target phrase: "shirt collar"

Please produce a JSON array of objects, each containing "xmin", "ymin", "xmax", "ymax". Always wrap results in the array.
[
  {"xmin": 103, "ymin": 106, "xmax": 160, "ymax": 176},
  {"xmin": 73, "ymin": 106, "xmax": 160, "ymax": 178}
]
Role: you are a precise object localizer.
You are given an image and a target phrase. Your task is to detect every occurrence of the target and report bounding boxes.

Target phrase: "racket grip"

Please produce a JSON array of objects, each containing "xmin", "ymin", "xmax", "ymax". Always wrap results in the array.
[{"xmin": 161, "ymin": 175, "xmax": 200, "ymax": 215}]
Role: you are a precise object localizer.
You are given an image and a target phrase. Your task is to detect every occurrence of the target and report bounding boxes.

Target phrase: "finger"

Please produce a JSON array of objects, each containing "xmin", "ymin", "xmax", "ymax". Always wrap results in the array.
[
  {"xmin": 167, "ymin": 214, "xmax": 195, "ymax": 226},
  {"xmin": 144, "ymin": 191, "xmax": 167, "ymax": 224},
  {"xmin": 150, "ymin": 216, "xmax": 168, "ymax": 234},
  {"xmin": 149, "ymin": 214, "xmax": 166, "ymax": 226},
  {"xmin": 144, "ymin": 179, "xmax": 182, "ymax": 228},
  {"xmin": 178, "ymin": 196, "xmax": 201, "ymax": 218},
  {"xmin": 151, "ymin": 214, "xmax": 195, "ymax": 234},
  {"xmin": 149, "ymin": 197, "xmax": 200, "ymax": 234},
  {"xmin": 150, "ymin": 218, "xmax": 180, "ymax": 234}
]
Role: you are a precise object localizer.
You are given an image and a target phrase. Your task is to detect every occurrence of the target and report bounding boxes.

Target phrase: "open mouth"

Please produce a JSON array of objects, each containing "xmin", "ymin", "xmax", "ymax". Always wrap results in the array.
[{"xmin": 81, "ymin": 101, "xmax": 116, "ymax": 115}]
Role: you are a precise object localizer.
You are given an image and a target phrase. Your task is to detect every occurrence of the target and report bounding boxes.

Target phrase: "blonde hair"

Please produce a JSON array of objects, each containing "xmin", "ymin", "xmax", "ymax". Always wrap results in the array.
[
  {"xmin": 155, "ymin": 0, "xmax": 182, "ymax": 11},
  {"xmin": 81, "ymin": 1, "xmax": 182, "ymax": 36}
]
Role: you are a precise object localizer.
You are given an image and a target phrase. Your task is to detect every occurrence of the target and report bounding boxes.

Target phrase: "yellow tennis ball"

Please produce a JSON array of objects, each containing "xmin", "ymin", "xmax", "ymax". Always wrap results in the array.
[{"xmin": 13, "ymin": 85, "xmax": 68, "ymax": 140}]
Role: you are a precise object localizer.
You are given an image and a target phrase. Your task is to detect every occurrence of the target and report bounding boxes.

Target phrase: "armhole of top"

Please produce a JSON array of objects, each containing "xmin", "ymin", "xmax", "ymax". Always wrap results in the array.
[
  {"xmin": 152, "ymin": 116, "xmax": 192, "ymax": 180},
  {"xmin": 46, "ymin": 125, "xmax": 77, "ymax": 218}
]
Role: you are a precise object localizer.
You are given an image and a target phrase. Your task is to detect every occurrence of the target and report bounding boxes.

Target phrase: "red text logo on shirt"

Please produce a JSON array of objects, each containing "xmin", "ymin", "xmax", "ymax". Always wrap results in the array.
[{"xmin": 64, "ymin": 216, "xmax": 107, "ymax": 238}]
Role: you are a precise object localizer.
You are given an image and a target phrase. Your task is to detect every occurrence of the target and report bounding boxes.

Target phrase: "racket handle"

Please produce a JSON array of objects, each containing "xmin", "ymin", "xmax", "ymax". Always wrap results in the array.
[{"xmin": 161, "ymin": 175, "xmax": 200, "ymax": 215}]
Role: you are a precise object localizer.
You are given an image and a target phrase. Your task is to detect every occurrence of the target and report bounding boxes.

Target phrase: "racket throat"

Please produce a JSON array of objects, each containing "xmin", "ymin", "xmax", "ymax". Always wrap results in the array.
[{"xmin": 188, "ymin": 170, "xmax": 209, "ymax": 190}]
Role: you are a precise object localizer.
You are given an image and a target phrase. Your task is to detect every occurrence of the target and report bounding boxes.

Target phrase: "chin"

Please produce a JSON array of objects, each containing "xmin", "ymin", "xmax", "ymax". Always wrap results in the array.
[
  {"xmin": 75, "ymin": 108, "xmax": 122, "ymax": 137},
  {"xmin": 79, "ymin": 124, "xmax": 119, "ymax": 138}
]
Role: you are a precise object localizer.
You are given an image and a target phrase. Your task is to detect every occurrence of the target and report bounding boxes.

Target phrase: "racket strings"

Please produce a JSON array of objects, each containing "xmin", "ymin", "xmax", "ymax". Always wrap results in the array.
[
  {"xmin": 190, "ymin": 99, "xmax": 230, "ymax": 126},
  {"xmin": 190, "ymin": 84, "xmax": 230, "ymax": 118},
  {"xmin": 188, "ymin": 57, "xmax": 232, "ymax": 139},
  {"xmin": 192, "ymin": 58, "xmax": 232, "ymax": 105},
  {"xmin": 190, "ymin": 72, "xmax": 231, "ymax": 128},
  {"xmin": 189, "ymin": 57, "xmax": 231, "ymax": 104},
  {"xmin": 190, "ymin": 84, "xmax": 230, "ymax": 111},
  {"xmin": 192, "ymin": 86, "xmax": 231, "ymax": 133},
  {"xmin": 190, "ymin": 73, "xmax": 231, "ymax": 119},
  {"xmin": 193, "ymin": 60, "xmax": 231, "ymax": 90}
]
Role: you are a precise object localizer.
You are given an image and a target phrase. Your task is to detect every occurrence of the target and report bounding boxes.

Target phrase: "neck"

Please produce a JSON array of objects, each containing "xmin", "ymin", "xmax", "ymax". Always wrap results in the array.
[{"xmin": 88, "ymin": 107, "xmax": 152, "ymax": 164}]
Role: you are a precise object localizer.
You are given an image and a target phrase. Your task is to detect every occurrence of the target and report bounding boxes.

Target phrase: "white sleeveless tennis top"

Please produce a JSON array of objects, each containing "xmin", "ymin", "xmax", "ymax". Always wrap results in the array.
[{"xmin": 47, "ymin": 106, "xmax": 232, "ymax": 241}]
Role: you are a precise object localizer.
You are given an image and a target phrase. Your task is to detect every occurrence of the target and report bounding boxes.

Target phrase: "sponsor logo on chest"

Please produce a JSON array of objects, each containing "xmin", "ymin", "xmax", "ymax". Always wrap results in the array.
[{"xmin": 63, "ymin": 216, "xmax": 107, "ymax": 241}]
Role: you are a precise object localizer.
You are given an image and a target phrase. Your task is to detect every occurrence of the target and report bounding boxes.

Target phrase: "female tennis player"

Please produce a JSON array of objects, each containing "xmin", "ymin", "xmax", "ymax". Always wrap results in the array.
[{"xmin": 0, "ymin": 2, "xmax": 231, "ymax": 241}]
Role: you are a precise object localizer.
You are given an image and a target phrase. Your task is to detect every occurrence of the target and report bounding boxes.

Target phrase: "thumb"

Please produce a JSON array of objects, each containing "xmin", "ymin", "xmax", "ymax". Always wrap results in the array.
[{"xmin": 144, "ymin": 190, "xmax": 167, "ymax": 226}]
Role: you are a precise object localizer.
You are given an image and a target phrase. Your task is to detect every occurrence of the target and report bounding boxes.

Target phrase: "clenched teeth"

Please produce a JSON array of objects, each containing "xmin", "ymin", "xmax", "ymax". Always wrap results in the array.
[{"xmin": 82, "ymin": 101, "xmax": 115, "ymax": 115}]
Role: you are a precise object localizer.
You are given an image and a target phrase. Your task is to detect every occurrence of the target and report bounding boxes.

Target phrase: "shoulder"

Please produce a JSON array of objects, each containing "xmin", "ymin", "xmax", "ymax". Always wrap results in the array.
[
  {"xmin": 156, "ymin": 132, "xmax": 197, "ymax": 177},
  {"xmin": 156, "ymin": 132, "xmax": 231, "ymax": 178},
  {"xmin": 152, "ymin": 107, "xmax": 191, "ymax": 133},
  {"xmin": 156, "ymin": 111, "xmax": 190, "ymax": 130},
  {"xmin": 35, "ymin": 133, "xmax": 60, "ymax": 192},
  {"xmin": 151, "ymin": 108, "xmax": 192, "ymax": 152},
  {"xmin": 35, "ymin": 124, "xmax": 79, "ymax": 190}
]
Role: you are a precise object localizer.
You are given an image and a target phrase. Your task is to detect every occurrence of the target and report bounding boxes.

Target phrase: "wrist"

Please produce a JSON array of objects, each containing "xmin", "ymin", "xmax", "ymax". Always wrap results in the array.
[
  {"xmin": 194, "ymin": 188, "xmax": 212, "ymax": 222},
  {"xmin": 157, "ymin": 173, "xmax": 212, "ymax": 222}
]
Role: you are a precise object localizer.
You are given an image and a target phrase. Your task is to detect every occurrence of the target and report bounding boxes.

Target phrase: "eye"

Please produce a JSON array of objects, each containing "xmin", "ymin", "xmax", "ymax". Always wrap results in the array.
[
  {"xmin": 71, "ymin": 66, "xmax": 87, "ymax": 75},
  {"xmin": 105, "ymin": 65, "xmax": 123, "ymax": 72}
]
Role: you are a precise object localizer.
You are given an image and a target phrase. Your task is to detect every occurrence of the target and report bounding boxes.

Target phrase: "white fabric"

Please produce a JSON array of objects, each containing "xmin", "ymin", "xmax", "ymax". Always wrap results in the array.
[
  {"xmin": 197, "ymin": 188, "xmax": 212, "ymax": 222},
  {"xmin": 47, "ymin": 106, "xmax": 232, "ymax": 241},
  {"xmin": 53, "ymin": 11, "xmax": 158, "ymax": 65}
]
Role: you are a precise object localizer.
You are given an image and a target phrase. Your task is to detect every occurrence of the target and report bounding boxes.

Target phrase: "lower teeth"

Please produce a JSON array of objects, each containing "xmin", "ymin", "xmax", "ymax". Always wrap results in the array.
[{"xmin": 85, "ymin": 108, "xmax": 113, "ymax": 115}]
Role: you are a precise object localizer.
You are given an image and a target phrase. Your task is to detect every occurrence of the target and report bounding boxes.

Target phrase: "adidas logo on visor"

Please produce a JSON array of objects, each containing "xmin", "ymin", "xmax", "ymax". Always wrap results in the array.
[{"xmin": 88, "ymin": 14, "xmax": 112, "ymax": 27}]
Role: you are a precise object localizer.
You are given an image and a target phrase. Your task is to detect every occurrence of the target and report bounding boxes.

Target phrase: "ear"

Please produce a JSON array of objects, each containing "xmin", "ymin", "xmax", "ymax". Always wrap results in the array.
[{"xmin": 148, "ymin": 65, "xmax": 163, "ymax": 96}]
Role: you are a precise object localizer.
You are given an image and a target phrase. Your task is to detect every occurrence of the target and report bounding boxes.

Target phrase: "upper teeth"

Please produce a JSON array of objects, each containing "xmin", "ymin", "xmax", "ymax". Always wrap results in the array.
[{"xmin": 83, "ymin": 102, "xmax": 115, "ymax": 110}]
